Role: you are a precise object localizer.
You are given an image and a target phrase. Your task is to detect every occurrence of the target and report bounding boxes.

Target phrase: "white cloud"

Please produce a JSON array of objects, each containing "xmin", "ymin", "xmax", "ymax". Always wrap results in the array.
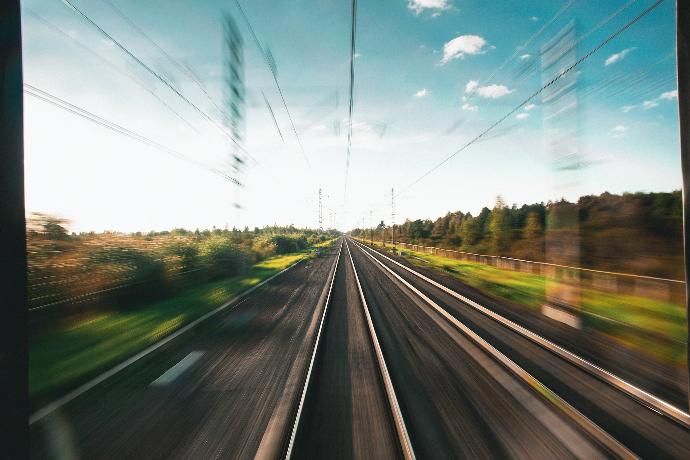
[
  {"xmin": 529, "ymin": 16, "xmax": 539, "ymax": 22},
  {"xmin": 474, "ymin": 83, "xmax": 514, "ymax": 99},
  {"xmin": 354, "ymin": 53, "xmax": 361, "ymax": 59},
  {"xmin": 519, "ymin": 54, "xmax": 531, "ymax": 60},
  {"xmin": 524, "ymin": 103, "xmax": 536, "ymax": 111},
  {"xmin": 621, "ymin": 90, "xmax": 677, "ymax": 112},
  {"xmin": 642, "ymin": 99, "xmax": 659, "ymax": 110},
  {"xmin": 610, "ymin": 125, "xmax": 627, "ymax": 138},
  {"xmin": 465, "ymin": 80, "xmax": 479, "ymax": 93},
  {"xmin": 516, "ymin": 113, "xmax": 529, "ymax": 120},
  {"xmin": 660, "ymin": 90, "xmax": 678, "ymax": 100},
  {"xmin": 414, "ymin": 88, "xmax": 429, "ymax": 98},
  {"xmin": 464, "ymin": 80, "xmax": 513, "ymax": 101},
  {"xmin": 408, "ymin": 0, "xmax": 450, "ymax": 15},
  {"xmin": 462, "ymin": 103, "xmax": 478, "ymax": 112},
  {"xmin": 441, "ymin": 35, "xmax": 487, "ymax": 64},
  {"xmin": 604, "ymin": 48, "xmax": 635, "ymax": 66},
  {"xmin": 478, "ymin": 84, "xmax": 513, "ymax": 98}
]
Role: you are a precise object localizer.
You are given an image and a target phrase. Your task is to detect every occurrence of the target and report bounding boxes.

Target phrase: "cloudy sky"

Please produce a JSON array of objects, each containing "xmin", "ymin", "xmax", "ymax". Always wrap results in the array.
[{"xmin": 21, "ymin": 0, "xmax": 681, "ymax": 232}]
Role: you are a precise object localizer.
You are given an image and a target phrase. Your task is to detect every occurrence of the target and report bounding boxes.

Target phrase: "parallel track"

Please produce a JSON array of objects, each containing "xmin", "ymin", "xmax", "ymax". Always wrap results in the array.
[
  {"xmin": 353, "ymin": 238, "xmax": 690, "ymax": 429},
  {"xmin": 350, "ymin": 238, "xmax": 637, "ymax": 458}
]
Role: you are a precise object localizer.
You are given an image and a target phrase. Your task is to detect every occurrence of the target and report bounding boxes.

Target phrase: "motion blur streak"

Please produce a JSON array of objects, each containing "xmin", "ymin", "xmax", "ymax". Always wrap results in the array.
[
  {"xmin": 21, "ymin": 0, "xmax": 688, "ymax": 458},
  {"xmin": 355, "ymin": 239, "xmax": 690, "ymax": 427},
  {"xmin": 350, "ymin": 238, "xmax": 690, "ymax": 458},
  {"xmin": 31, "ymin": 241, "xmax": 341, "ymax": 458}
]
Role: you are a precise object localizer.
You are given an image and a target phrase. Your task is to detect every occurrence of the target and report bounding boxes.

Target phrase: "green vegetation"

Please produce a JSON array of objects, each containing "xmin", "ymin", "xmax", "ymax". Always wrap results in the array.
[
  {"xmin": 351, "ymin": 190, "xmax": 687, "ymax": 365},
  {"xmin": 351, "ymin": 190, "xmax": 684, "ymax": 280},
  {"xmin": 314, "ymin": 237, "xmax": 339, "ymax": 248},
  {"xmin": 27, "ymin": 214, "xmax": 339, "ymax": 405},
  {"xmin": 361, "ymin": 239, "xmax": 686, "ymax": 366},
  {"xmin": 27, "ymin": 214, "xmax": 338, "ymax": 312},
  {"xmin": 29, "ymin": 249, "xmax": 323, "ymax": 405}
]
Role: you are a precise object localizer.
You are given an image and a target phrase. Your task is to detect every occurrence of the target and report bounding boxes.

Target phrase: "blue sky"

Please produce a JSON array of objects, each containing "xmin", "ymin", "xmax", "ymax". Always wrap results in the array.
[{"xmin": 21, "ymin": 0, "xmax": 681, "ymax": 231}]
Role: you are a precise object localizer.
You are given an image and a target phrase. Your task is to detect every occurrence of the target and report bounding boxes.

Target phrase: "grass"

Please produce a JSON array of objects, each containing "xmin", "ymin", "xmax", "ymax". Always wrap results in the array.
[
  {"xmin": 29, "ymin": 248, "xmax": 321, "ymax": 405},
  {"xmin": 314, "ymin": 237, "xmax": 339, "ymax": 248},
  {"xmin": 356, "ymin": 238, "xmax": 687, "ymax": 366}
]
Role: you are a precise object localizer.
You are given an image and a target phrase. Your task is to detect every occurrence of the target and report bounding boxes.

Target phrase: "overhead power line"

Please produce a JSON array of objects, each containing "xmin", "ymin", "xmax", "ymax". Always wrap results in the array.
[
  {"xmin": 24, "ymin": 84, "xmax": 240, "ymax": 185},
  {"xmin": 395, "ymin": 0, "xmax": 666, "ymax": 199},
  {"xmin": 99, "ymin": 0, "xmax": 225, "ymax": 116},
  {"xmin": 262, "ymin": 89, "xmax": 284, "ymax": 142},
  {"xmin": 233, "ymin": 0, "xmax": 311, "ymax": 167},
  {"xmin": 514, "ymin": 0, "xmax": 641, "ymax": 85},
  {"xmin": 343, "ymin": 0, "xmax": 358, "ymax": 203},
  {"xmin": 24, "ymin": 7, "xmax": 198, "ymax": 133},
  {"xmin": 60, "ymin": 0, "xmax": 251, "ymax": 160},
  {"xmin": 464, "ymin": 0, "xmax": 575, "ymax": 104}
]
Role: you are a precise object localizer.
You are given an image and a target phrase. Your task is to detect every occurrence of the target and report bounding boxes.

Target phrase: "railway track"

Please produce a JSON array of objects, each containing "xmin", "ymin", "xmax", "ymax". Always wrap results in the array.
[
  {"xmin": 286, "ymin": 239, "xmax": 414, "ymax": 459},
  {"xmin": 28, "ymin": 237, "xmax": 690, "ymax": 458},
  {"xmin": 352, "ymin": 239, "xmax": 690, "ymax": 428},
  {"xmin": 349, "ymin": 238, "xmax": 690, "ymax": 458},
  {"xmin": 285, "ymin": 237, "xmax": 638, "ymax": 458}
]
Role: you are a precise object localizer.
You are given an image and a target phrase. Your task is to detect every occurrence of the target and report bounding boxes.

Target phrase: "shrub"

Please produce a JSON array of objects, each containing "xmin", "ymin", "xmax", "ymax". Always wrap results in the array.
[
  {"xmin": 271, "ymin": 234, "xmax": 308, "ymax": 254},
  {"xmin": 164, "ymin": 241, "xmax": 200, "ymax": 272},
  {"xmin": 199, "ymin": 235, "xmax": 249, "ymax": 280},
  {"xmin": 251, "ymin": 236, "xmax": 277, "ymax": 260},
  {"xmin": 86, "ymin": 246, "xmax": 167, "ymax": 308}
]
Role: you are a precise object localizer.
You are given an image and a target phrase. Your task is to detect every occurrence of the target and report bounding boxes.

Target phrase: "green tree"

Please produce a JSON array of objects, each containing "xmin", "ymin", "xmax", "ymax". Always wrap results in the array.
[
  {"xmin": 431, "ymin": 217, "xmax": 446, "ymax": 241},
  {"xmin": 460, "ymin": 215, "xmax": 481, "ymax": 248},
  {"xmin": 164, "ymin": 241, "xmax": 199, "ymax": 271},
  {"xmin": 489, "ymin": 195, "xmax": 511, "ymax": 253},
  {"xmin": 523, "ymin": 211, "xmax": 544, "ymax": 240}
]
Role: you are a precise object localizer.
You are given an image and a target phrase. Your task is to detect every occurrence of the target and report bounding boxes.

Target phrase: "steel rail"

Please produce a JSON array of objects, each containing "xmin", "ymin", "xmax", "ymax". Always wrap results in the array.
[
  {"xmin": 353, "ymin": 239, "xmax": 690, "ymax": 429},
  {"xmin": 345, "ymin": 239, "xmax": 416, "ymax": 460},
  {"xmin": 351, "ymin": 239, "xmax": 638, "ymax": 458},
  {"xmin": 284, "ymin": 240, "xmax": 343, "ymax": 459}
]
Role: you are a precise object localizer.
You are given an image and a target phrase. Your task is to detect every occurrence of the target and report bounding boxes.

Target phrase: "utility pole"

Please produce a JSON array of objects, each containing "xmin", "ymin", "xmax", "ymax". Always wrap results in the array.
[
  {"xmin": 369, "ymin": 209, "xmax": 373, "ymax": 246},
  {"xmin": 318, "ymin": 188, "xmax": 323, "ymax": 231},
  {"xmin": 391, "ymin": 188, "xmax": 396, "ymax": 249}
]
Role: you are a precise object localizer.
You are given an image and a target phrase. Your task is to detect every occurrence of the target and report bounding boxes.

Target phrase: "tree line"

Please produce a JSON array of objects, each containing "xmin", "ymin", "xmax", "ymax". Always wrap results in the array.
[
  {"xmin": 27, "ymin": 213, "xmax": 339, "ymax": 316},
  {"xmin": 350, "ymin": 191, "xmax": 684, "ymax": 279}
]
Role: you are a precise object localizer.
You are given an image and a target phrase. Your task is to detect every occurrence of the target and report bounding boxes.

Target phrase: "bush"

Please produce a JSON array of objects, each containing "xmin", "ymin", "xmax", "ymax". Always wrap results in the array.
[
  {"xmin": 164, "ymin": 241, "xmax": 200, "ymax": 272},
  {"xmin": 251, "ymin": 236, "xmax": 277, "ymax": 260},
  {"xmin": 26, "ymin": 224, "xmax": 341, "ymax": 318},
  {"xmin": 307, "ymin": 234, "xmax": 326, "ymax": 246},
  {"xmin": 199, "ymin": 235, "xmax": 249, "ymax": 280},
  {"xmin": 87, "ymin": 247, "xmax": 167, "ymax": 308},
  {"xmin": 271, "ymin": 235, "xmax": 308, "ymax": 254}
]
